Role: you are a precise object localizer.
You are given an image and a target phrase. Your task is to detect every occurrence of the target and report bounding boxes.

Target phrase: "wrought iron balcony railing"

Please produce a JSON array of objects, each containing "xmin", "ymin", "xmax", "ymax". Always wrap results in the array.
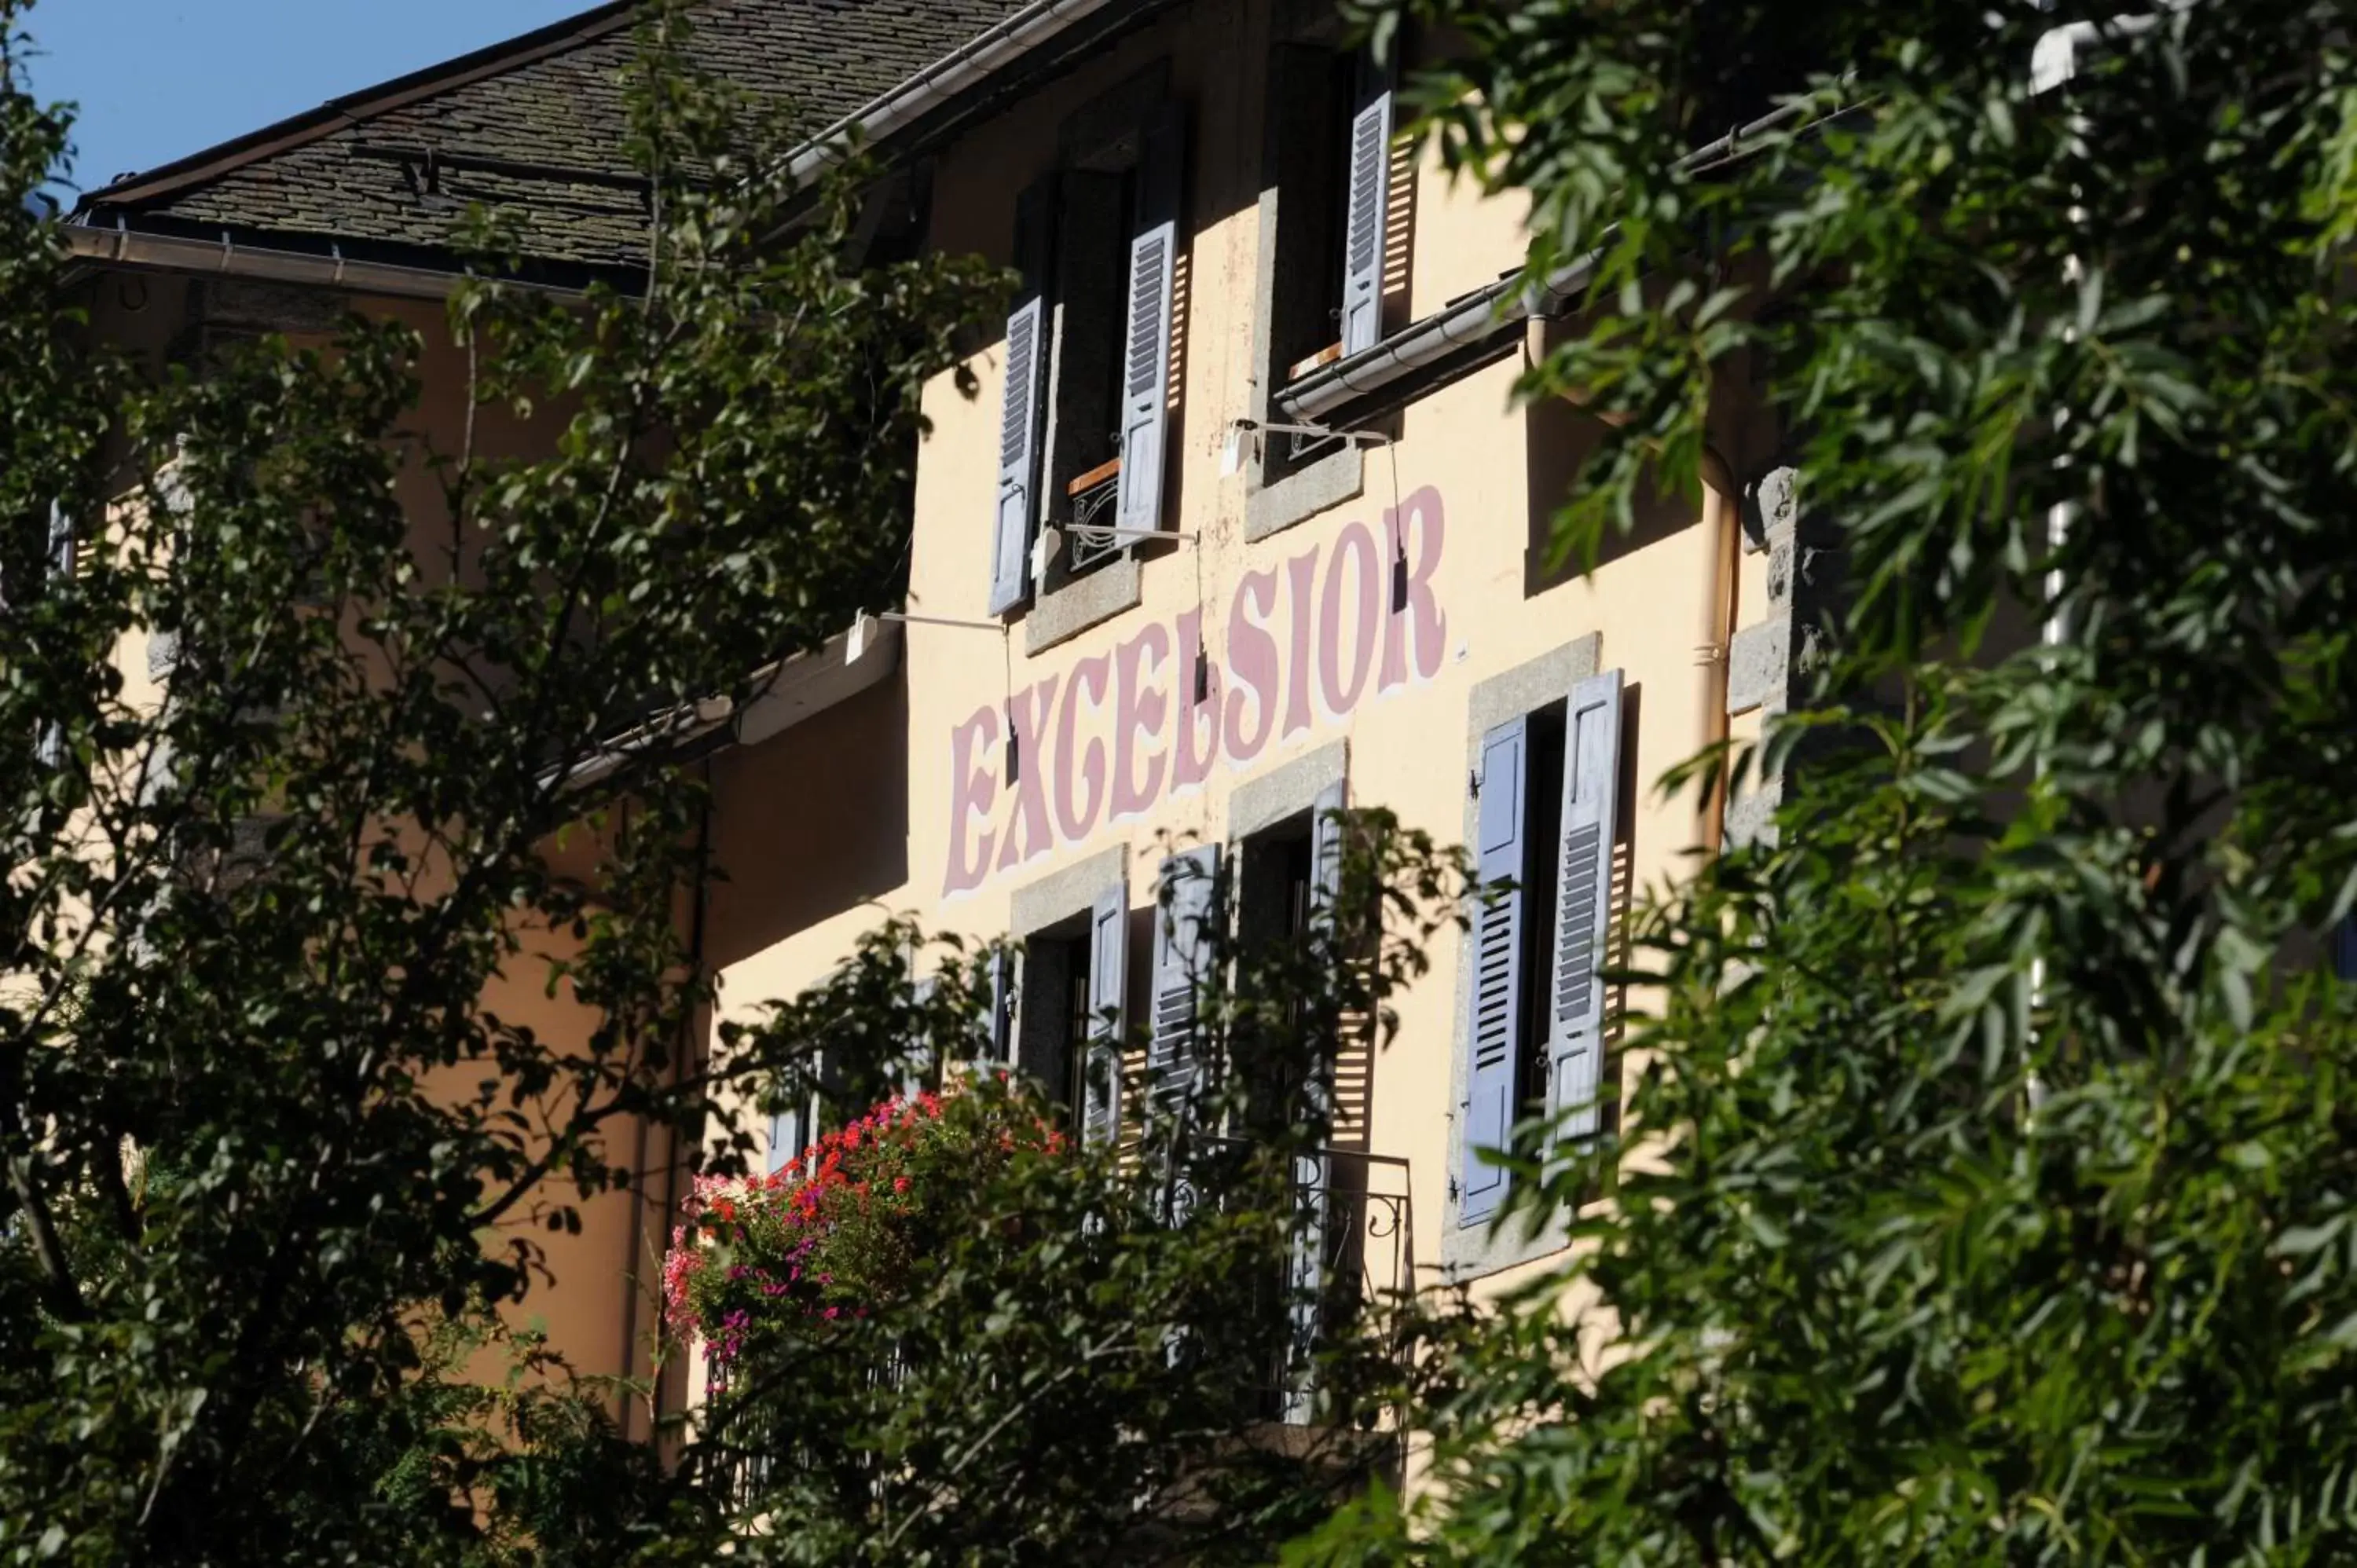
[
  {"xmin": 1172, "ymin": 1139, "xmax": 1414, "ymax": 1427},
  {"xmin": 687, "ymin": 1141, "xmax": 1415, "ymax": 1508},
  {"xmin": 1062, "ymin": 456, "xmax": 1124, "ymax": 573}
]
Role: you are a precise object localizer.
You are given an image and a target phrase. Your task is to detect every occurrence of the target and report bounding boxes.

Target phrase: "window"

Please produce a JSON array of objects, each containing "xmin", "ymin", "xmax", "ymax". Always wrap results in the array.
[
  {"xmin": 988, "ymin": 101, "xmax": 1188, "ymax": 615},
  {"xmin": 1232, "ymin": 784, "xmax": 1345, "ymax": 1139},
  {"xmin": 1146, "ymin": 844, "xmax": 1222, "ymax": 1127},
  {"xmin": 1457, "ymin": 669, "xmax": 1623, "ymax": 1228},
  {"xmin": 766, "ymin": 965, "xmax": 951, "ymax": 1174},
  {"xmin": 1253, "ymin": 44, "xmax": 1392, "ymax": 484},
  {"xmin": 1013, "ymin": 927, "xmax": 1094, "ymax": 1127},
  {"xmin": 31, "ymin": 501, "xmax": 74, "ymax": 769},
  {"xmin": 1014, "ymin": 885, "xmax": 1130, "ymax": 1143},
  {"xmin": 766, "ymin": 1079, "xmax": 823, "ymax": 1177}
]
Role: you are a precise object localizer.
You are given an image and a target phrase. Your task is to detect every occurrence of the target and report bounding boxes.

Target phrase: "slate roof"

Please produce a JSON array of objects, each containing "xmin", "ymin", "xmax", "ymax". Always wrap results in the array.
[{"xmin": 73, "ymin": 0, "xmax": 1028, "ymax": 273}]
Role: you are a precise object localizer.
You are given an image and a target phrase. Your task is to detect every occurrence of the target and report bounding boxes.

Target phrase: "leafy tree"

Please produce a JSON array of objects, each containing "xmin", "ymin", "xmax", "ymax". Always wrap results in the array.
[
  {"xmin": 0, "ymin": 3, "xmax": 1456, "ymax": 1561},
  {"xmin": 1289, "ymin": 1, "xmax": 2357, "ymax": 1563},
  {"xmin": 657, "ymin": 836, "xmax": 1453, "ymax": 1566}
]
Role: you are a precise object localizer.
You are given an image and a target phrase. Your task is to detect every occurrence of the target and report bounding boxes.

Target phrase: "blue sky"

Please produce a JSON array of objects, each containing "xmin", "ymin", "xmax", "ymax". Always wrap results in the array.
[{"xmin": 25, "ymin": 0, "xmax": 593, "ymax": 200}]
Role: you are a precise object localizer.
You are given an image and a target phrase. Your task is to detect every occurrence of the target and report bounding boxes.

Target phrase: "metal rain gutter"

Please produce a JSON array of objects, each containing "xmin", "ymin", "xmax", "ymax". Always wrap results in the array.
[
  {"xmin": 785, "ymin": 0, "xmax": 1132, "ymax": 181},
  {"xmin": 1277, "ymin": 97, "xmax": 1835, "ymax": 428},
  {"xmin": 1277, "ymin": 248, "xmax": 1601, "ymax": 425},
  {"xmin": 61, "ymin": 222, "xmax": 586, "ymax": 302},
  {"xmin": 533, "ymin": 619, "xmax": 902, "ymax": 796}
]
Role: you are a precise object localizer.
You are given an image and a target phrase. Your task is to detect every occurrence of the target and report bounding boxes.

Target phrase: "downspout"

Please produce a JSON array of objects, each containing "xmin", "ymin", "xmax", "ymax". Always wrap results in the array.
[
  {"xmin": 619, "ymin": 771, "xmax": 716, "ymax": 1444},
  {"xmin": 1697, "ymin": 460, "xmax": 1741, "ymax": 855},
  {"xmin": 2024, "ymin": 5, "xmax": 2150, "ymax": 1113}
]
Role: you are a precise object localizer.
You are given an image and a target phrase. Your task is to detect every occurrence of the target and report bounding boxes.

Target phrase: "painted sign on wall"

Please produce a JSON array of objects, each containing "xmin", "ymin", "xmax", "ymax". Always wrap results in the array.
[{"xmin": 944, "ymin": 485, "xmax": 1449, "ymax": 896}]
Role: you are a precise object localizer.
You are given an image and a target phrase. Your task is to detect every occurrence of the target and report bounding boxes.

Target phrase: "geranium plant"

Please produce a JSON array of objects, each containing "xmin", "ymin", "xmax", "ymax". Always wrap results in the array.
[{"xmin": 664, "ymin": 1081, "xmax": 1069, "ymax": 1379}]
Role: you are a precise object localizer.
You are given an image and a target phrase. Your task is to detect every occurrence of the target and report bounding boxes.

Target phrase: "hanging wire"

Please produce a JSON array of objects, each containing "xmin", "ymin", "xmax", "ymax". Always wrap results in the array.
[
  {"xmin": 1000, "ymin": 622, "xmax": 1018, "ymax": 783},
  {"xmin": 1385, "ymin": 434, "xmax": 1409, "ymax": 614}
]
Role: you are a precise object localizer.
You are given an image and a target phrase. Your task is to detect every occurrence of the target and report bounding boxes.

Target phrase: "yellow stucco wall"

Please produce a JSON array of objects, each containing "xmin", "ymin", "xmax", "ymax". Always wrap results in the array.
[
  {"xmin": 699, "ymin": 0, "xmax": 1772, "ymax": 1301},
  {"xmin": 75, "ymin": 0, "xmax": 1779, "ymax": 1438}
]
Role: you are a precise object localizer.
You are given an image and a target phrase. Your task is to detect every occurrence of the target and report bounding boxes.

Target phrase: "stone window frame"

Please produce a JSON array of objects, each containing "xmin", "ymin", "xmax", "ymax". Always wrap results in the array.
[
  {"xmin": 1024, "ymin": 64, "xmax": 1171, "ymax": 654},
  {"xmin": 1242, "ymin": 5, "xmax": 1380, "ymax": 543},
  {"xmin": 1439, "ymin": 632, "xmax": 1604, "ymax": 1281},
  {"xmin": 1006, "ymin": 844, "xmax": 1132, "ymax": 1113},
  {"xmin": 1226, "ymin": 739, "xmax": 1348, "ymax": 843}
]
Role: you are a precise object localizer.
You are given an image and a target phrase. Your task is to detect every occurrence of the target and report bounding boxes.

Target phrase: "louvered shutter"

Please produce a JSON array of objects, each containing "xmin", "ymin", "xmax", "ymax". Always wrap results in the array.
[
  {"xmin": 1338, "ymin": 74, "xmax": 1393, "ymax": 357},
  {"xmin": 1547, "ymin": 670, "xmax": 1622, "ymax": 1146},
  {"xmin": 988, "ymin": 947, "xmax": 1014, "ymax": 1061},
  {"xmin": 989, "ymin": 180, "xmax": 1055, "ymax": 614},
  {"xmin": 1307, "ymin": 779, "xmax": 1347, "ymax": 922},
  {"xmin": 767, "ymin": 1093, "xmax": 812, "ymax": 1177},
  {"xmin": 1284, "ymin": 779, "xmax": 1349, "ymax": 1424},
  {"xmin": 1300, "ymin": 776, "xmax": 1350, "ymax": 1149},
  {"xmin": 903, "ymin": 976, "xmax": 939, "ymax": 1100},
  {"xmin": 34, "ymin": 503, "xmax": 71, "ymax": 769},
  {"xmin": 1082, "ymin": 885, "xmax": 1130, "ymax": 1146},
  {"xmin": 1459, "ymin": 716, "xmax": 1529, "ymax": 1226},
  {"xmin": 1149, "ymin": 844, "xmax": 1221, "ymax": 1126},
  {"xmin": 46, "ymin": 500, "xmax": 72, "ymax": 582},
  {"xmin": 1114, "ymin": 106, "xmax": 1186, "ymax": 536}
]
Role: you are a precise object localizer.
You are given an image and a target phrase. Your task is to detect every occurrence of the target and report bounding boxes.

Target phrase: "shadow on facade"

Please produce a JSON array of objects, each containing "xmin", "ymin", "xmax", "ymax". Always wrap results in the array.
[{"xmin": 699, "ymin": 666, "xmax": 911, "ymax": 973}]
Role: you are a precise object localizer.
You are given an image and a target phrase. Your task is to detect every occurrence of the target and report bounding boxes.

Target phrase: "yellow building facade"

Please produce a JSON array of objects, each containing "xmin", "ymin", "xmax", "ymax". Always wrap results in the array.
[
  {"xmin": 66, "ymin": 0, "xmax": 1809, "ymax": 1445},
  {"xmin": 692, "ymin": 0, "xmax": 1796, "ymax": 1301}
]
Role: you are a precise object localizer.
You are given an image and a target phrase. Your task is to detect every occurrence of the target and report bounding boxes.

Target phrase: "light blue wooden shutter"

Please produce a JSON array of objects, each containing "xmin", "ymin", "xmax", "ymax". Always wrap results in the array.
[
  {"xmin": 767, "ymin": 1086, "xmax": 816, "ymax": 1177},
  {"xmin": 903, "ymin": 976, "xmax": 939, "ymax": 1100},
  {"xmin": 35, "ymin": 502, "xmax": 72, "ymax": 769},
  {"xmin": 1082, "ymin": 885, "xmax": 1130, "ymax": 1146},
  {"xmin": 989, "ymin": 181, "xmax": 1054, "ymax": 614},
  {"xmin": 1338, "ymin": 76, "xmax": 1392, "ymax": 357},
  {"xmin": 1459, "ymin": 716, "xmax": 1529, "ymax": 1226},
  {"xmin": 988, "ymin": 947, "xmax": 1014, "ymax": 1061},
  {"xmin": 1547, "ymin": 671, "xmax": 1622, "ymax": 1146},
  {"xmin": 1307, "ymin": 779, "xmax": 1347, "ymax": 923},
  {"xmin": 1114, "ymin": 106, "xmax": 1186, "ymax": 536},
  {"xmin": 1149, "ymin": 844, "xmax": 1222, "ymax": 1124},
  {"xmin": 1284, "ymin": 779, "xmax": 1349, "ymax": 1424}
]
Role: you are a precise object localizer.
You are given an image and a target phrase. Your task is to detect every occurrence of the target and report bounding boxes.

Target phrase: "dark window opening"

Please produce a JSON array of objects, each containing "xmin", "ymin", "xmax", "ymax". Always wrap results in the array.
[
  {"xmin": 1045, "ymin": 167, "xmax": 1140, "ymax": 584},
  {"xmin": 1518, "ymin": 705, "xmax": 1566, "ymax": 1119},
  {"xmin": 1235, "ymin": 819, "xmax": 1321, "ymax": 1141},
  {"xmin": 1261, "ymin": 45, "xmax": 1359, "ymax": 483},
  {"xmin": 1016, "ymin": 924, "xmax": 1095, "ymax": 1130}
]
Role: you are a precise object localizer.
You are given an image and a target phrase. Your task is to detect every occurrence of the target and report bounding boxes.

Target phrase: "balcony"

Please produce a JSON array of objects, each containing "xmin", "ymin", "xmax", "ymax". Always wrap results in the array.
[
  {"xmin": 687, "ymin": 1141, "xmax": 1415, "ymax": 1510},
  {"xmin": 1061, "ymin": 456, "xmax": 1123, "ymax": 574},
  {"xmin": 1174, "ymin": 1141, "xmax": 1414, "ymax": 1428}
]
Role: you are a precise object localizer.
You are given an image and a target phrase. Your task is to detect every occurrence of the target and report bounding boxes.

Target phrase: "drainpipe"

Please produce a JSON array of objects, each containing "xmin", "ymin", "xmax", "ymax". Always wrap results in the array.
[
  {"xmin": 619, "ymin": 773, "xmax": 716, "ymax": 1445},
  {"xmin": 1697, "ymin": 460, "xmax": 1741, "ymax": 855},
  {"xmin": 2024, "ymin": 4, "xmax": 2152, "ymax": 1114}
]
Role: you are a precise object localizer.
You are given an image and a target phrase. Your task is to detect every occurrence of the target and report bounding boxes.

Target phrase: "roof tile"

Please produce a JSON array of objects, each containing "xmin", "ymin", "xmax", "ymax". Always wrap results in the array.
[{"xmin": 79, "ymin": 0, "xmax": 1025, "ymax": 267}]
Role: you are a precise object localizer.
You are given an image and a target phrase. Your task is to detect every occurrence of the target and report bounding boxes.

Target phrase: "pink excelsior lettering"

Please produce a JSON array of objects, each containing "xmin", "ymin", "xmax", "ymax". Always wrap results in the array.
[{"xmin": 941, "ymin": 485, "xmax": 1448, "ymax": 896}]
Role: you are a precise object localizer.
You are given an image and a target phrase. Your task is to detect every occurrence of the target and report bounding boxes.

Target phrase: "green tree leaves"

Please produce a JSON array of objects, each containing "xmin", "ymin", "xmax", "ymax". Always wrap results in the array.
[{"xmin": 1292, "ymin": 2, "xmax": 2357, "ymax": 1563}]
